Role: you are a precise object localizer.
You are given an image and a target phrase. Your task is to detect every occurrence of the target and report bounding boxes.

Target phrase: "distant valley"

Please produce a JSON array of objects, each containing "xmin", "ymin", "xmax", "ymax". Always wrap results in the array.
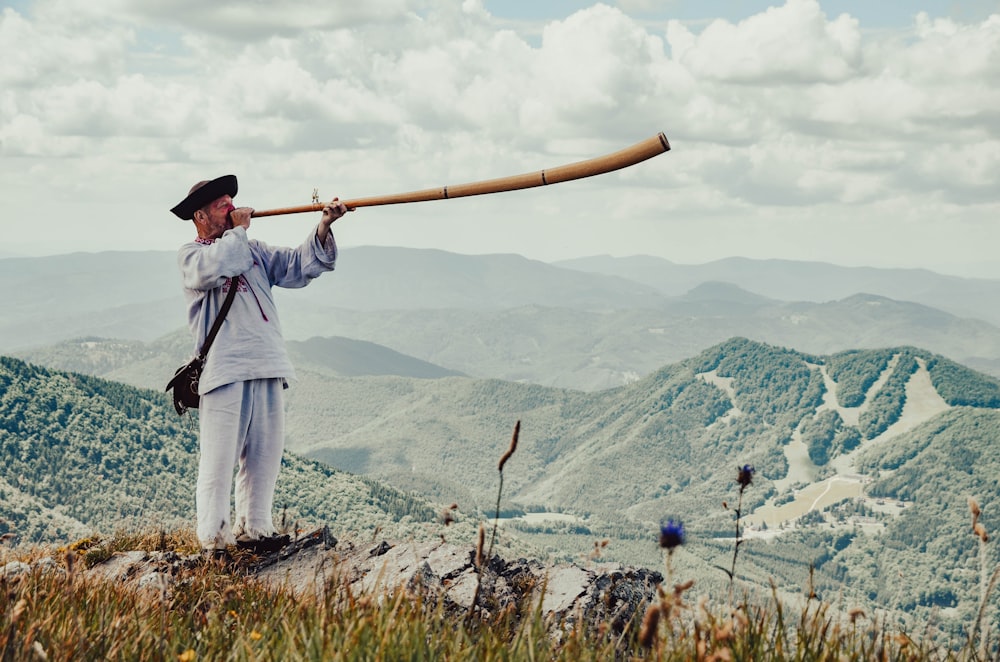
[{"xmin": 6, "ymin": 248, "xmax": 1000, "ymax": 389}]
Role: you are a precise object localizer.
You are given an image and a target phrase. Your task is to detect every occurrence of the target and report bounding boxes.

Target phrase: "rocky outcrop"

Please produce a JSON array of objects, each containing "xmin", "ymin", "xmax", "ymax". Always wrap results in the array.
[
  {"xmin": 52, "ymin": 526, "xmax": 662, "ymax": 637},
  {"xmin": 255, "ymin": 528, "xmax": 663, "ymax": 636}
]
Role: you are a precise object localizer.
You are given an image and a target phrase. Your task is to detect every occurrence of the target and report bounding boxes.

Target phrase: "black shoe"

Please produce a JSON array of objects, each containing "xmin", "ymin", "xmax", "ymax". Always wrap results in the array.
[
  {"xmin": 236, "ymin": 534, "xmax": 290, "ymax": 554},
  {"xmin": 203, "ymin": 548, "xmax": 231, "ymax": 562}
]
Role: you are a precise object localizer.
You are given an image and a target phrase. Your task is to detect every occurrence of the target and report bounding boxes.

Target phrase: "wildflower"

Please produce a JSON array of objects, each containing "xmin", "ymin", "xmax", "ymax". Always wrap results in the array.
[
  {"xmin": 970, "ymin": 497, "xmax": 981, "ymax": 520},
  {"xmin": 11, "ymin": 599, "xmax": 27, "ymax": 625},
  {"xmin": 475, "ymin": 523, "xmax": 485, "ymax": 569},
  {"xmin": 970, "ymin": 498, "xmax": 988, "ymax": 541},
  {"xmin": 178, "ymin": 650, "xmax": 196, "ymax": 662},
  {"xmin": 589, "ymin": 539, "xmax": 610, "ymax": 561},
  {"xmin": 441, "ymin": 503, "xmax": 458, "ymax": 526},
  {"xmin": 659, "ymin": 518, "xmax": 685, "ymax": 551},
  {"xmin": 714, "ymin": 620, "xmax": 734, "ymax": 642},
  {"xmin": 736, "ymin": 464, "xmax": 755, "ymax": 488},
  {"xmin": 638, "ymin": 604, "xmax": 661, "ymax": 648},
  {"xmin": 726, "ymin": 466, "xmax": 755, "ymax": 598},
  {"xmin": 249, "ymin": 631, "xmax": 263, "ymax": 641},
  {"xmin": 498, "ymin": 420, "xmax": 520, "ymax": 472},
  {"xmin": 731, "ymin": 608, "xmax": 749, "ymax": 629}
]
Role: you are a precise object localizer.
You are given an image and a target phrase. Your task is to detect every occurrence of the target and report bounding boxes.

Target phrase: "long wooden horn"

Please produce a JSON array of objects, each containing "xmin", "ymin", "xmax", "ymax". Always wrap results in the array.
[{"xmin": 251, "ymin": 132, "xmax": 670, "ymax": 218}]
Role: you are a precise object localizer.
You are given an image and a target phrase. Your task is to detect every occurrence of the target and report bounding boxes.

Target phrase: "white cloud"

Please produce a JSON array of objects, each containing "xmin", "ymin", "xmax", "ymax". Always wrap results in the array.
[
  {"xmin": 0, "ymin": 7, "xmax": 133, "ymax": 87},
  {"xmin": 0, "ymin": 0, "xmax": 998, "ymax": 277},
  {"xmin": 667, "ymin": 0, "xmax": 862, "ymax": 84},
  {"xmin": 68, "ymin": 0, "xmax": 423, "ymax": 39}
]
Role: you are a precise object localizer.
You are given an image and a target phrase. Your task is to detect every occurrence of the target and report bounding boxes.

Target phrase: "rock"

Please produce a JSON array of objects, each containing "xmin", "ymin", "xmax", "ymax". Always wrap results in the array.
[
  {"xmin": 137, "ymin": 570, "xmax": 173, "ymax": 596},
  {"xmin": 32, "ymin": 557, "xmax": 62, "ymax": 575},
  {"xmin": 538, "ymin": 564, "xmax": 590, "ymax": 613},
  {"xmin": 75, "ymin": 525, "xmax": 663, "ymax": 637},
  {"xmin": 254, "ymin": 532, "xmax": 662, "ymax": 632},
  {"xmin": 87, "ymin": 550, "xmax": 149, "ymax": 584},
  {"xmin": 1, "ymin": 561, "xmax": 31, "ymax": 578}
]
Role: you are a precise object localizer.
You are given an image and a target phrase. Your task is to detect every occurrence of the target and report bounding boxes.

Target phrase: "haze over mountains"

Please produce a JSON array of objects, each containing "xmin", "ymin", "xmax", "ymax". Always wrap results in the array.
[
  {"xmin": 558, "ymin": 254, "xmax": 1000, "ymax": 324},
  {"xmin": 5, "ymin": 247, "xmax": 1000, "ymax": 390}
]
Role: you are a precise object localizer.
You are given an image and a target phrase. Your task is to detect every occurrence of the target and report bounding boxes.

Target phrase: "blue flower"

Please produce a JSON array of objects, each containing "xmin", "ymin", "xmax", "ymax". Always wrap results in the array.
[
  {"xmin": 659, "ymin": 518, "xmax": 685, "ymax": 551},
  {"xmin": 737, "ymin": 464, "xmax": 755, "ymax": 488}
]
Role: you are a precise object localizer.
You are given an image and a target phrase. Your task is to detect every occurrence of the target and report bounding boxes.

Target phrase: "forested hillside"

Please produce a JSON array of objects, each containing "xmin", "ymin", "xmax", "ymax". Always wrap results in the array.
[
  {"xmin": 281, "ymin": 338, "xmax": 1000, "ymax": 633},
  {"xmin": 285, "ymin": 340, "xmax": 1000, "ymax": 517},
  {"xmin": 0, "ymin": 356, "xmax": 439, "ymax": 545},
  {"xmin": 847, "ymin": 408, "xmax": 1000, "ymax": 611},
  {"xmin": 3, "ymin": 339, "xmax": 1000, "ymax": 635}
]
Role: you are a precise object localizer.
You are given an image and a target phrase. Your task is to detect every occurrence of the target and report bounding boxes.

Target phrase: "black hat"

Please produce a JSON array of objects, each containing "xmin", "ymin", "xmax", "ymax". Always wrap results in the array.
[{"xmin": 170, "ymin": 175, "xmax": 238, "ymax": 220}]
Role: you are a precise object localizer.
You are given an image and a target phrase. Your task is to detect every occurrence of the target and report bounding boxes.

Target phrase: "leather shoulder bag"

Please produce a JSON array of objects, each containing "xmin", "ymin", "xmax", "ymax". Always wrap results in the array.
[{"xmin": 165, "ymin": 277, "xmax": 238, "ymax": 415}]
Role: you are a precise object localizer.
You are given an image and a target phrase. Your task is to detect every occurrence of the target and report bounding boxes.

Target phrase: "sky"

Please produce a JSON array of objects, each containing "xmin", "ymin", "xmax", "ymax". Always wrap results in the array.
[{"xmin": 1, "ymin": 0, "xmax": 999, "ymax": 277}]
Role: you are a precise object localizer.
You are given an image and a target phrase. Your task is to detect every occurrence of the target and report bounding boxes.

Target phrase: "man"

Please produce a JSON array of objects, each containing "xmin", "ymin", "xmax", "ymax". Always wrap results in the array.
[{"xmin": 170, "ymin": 174, "xmax": 349, "ymax": 554}]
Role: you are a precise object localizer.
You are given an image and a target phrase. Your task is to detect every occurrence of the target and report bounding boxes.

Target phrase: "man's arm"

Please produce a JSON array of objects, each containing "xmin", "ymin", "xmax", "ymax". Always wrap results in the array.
[
  {"xmin": 317, "ymin": 198, "xmax": 351, "ymax": 245},
  {"xmin": 257, "ymin": 198, "xmax": 351, "ymax": 288},
  {"xmin": 178, "ymin": 228, "xmax": 254, "ymax": 291}
]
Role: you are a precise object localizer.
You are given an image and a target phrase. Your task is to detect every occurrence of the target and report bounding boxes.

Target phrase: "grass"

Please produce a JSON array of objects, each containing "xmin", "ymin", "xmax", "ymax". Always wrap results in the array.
[
  {"xmin": 0, "ymin": 524, "xmax": 995, "ymax": 661},
  {"xmin": 0, "ymin": 532, "xmax": 609, "ymax": 661},
  {"xmin": 2, "ymin": 428, "xmax": 996, "ymax": 660}
]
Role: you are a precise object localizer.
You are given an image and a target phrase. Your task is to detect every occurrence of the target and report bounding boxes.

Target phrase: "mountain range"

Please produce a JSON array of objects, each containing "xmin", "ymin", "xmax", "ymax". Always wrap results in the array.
[
  {"xmin": 5, "ymin": 246, "xmax": 1000, "ymax": 634},
  {"xmin": 558, "ymin": 254, "xmax": 1000, "ymax": 325},
  {"xmin": 6, "ymin": 248, "xmax": 1000, "ymax": 389},
  {"xmin": 4, "ymin": 337, "xmax": 1000, "ymax": 636}
]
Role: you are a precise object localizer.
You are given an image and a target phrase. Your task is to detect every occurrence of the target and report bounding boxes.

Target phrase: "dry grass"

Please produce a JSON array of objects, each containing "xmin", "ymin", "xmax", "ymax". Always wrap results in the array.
[
  {"xmin": 2, "ymin": 424, "xmax": 995, "ymax": 660},
  {"xmin": 0, "ymin": 526, "xmax": 995, "ymax": 661}
]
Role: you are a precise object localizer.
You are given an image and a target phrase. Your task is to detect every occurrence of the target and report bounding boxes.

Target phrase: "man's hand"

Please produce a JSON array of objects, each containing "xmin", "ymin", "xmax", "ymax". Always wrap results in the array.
[
  {"xmin": 230, "ymin": 206, "xmax": 254, "ymax": 231},
  {"xmin": 318, "ymin": 198, "xmax": 351, "ymax": 244}
]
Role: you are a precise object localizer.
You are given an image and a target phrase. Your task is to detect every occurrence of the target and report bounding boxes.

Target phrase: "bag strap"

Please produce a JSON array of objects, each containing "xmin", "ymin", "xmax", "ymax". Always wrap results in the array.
[{"xmin": 198, "ymin": 276, "xmax": 239, "ymax": 360}]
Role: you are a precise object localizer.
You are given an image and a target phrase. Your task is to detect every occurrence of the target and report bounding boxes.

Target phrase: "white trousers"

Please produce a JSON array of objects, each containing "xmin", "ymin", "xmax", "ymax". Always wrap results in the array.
[{"xmin": 196, "ymin": 378, "xmax": 285, "ymax": 549}]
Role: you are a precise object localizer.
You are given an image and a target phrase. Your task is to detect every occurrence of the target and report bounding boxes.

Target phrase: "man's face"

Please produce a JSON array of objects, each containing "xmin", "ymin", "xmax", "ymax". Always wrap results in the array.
[{"xmin": 194, "ymin": 195, "xmax": 236, "ymax": 239}]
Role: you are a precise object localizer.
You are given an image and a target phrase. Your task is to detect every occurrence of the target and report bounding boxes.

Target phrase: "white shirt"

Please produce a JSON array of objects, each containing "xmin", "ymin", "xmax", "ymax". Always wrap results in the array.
[{"xmin": 177, "ymin": 226, "xmax": 337, "ymax": 394}]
